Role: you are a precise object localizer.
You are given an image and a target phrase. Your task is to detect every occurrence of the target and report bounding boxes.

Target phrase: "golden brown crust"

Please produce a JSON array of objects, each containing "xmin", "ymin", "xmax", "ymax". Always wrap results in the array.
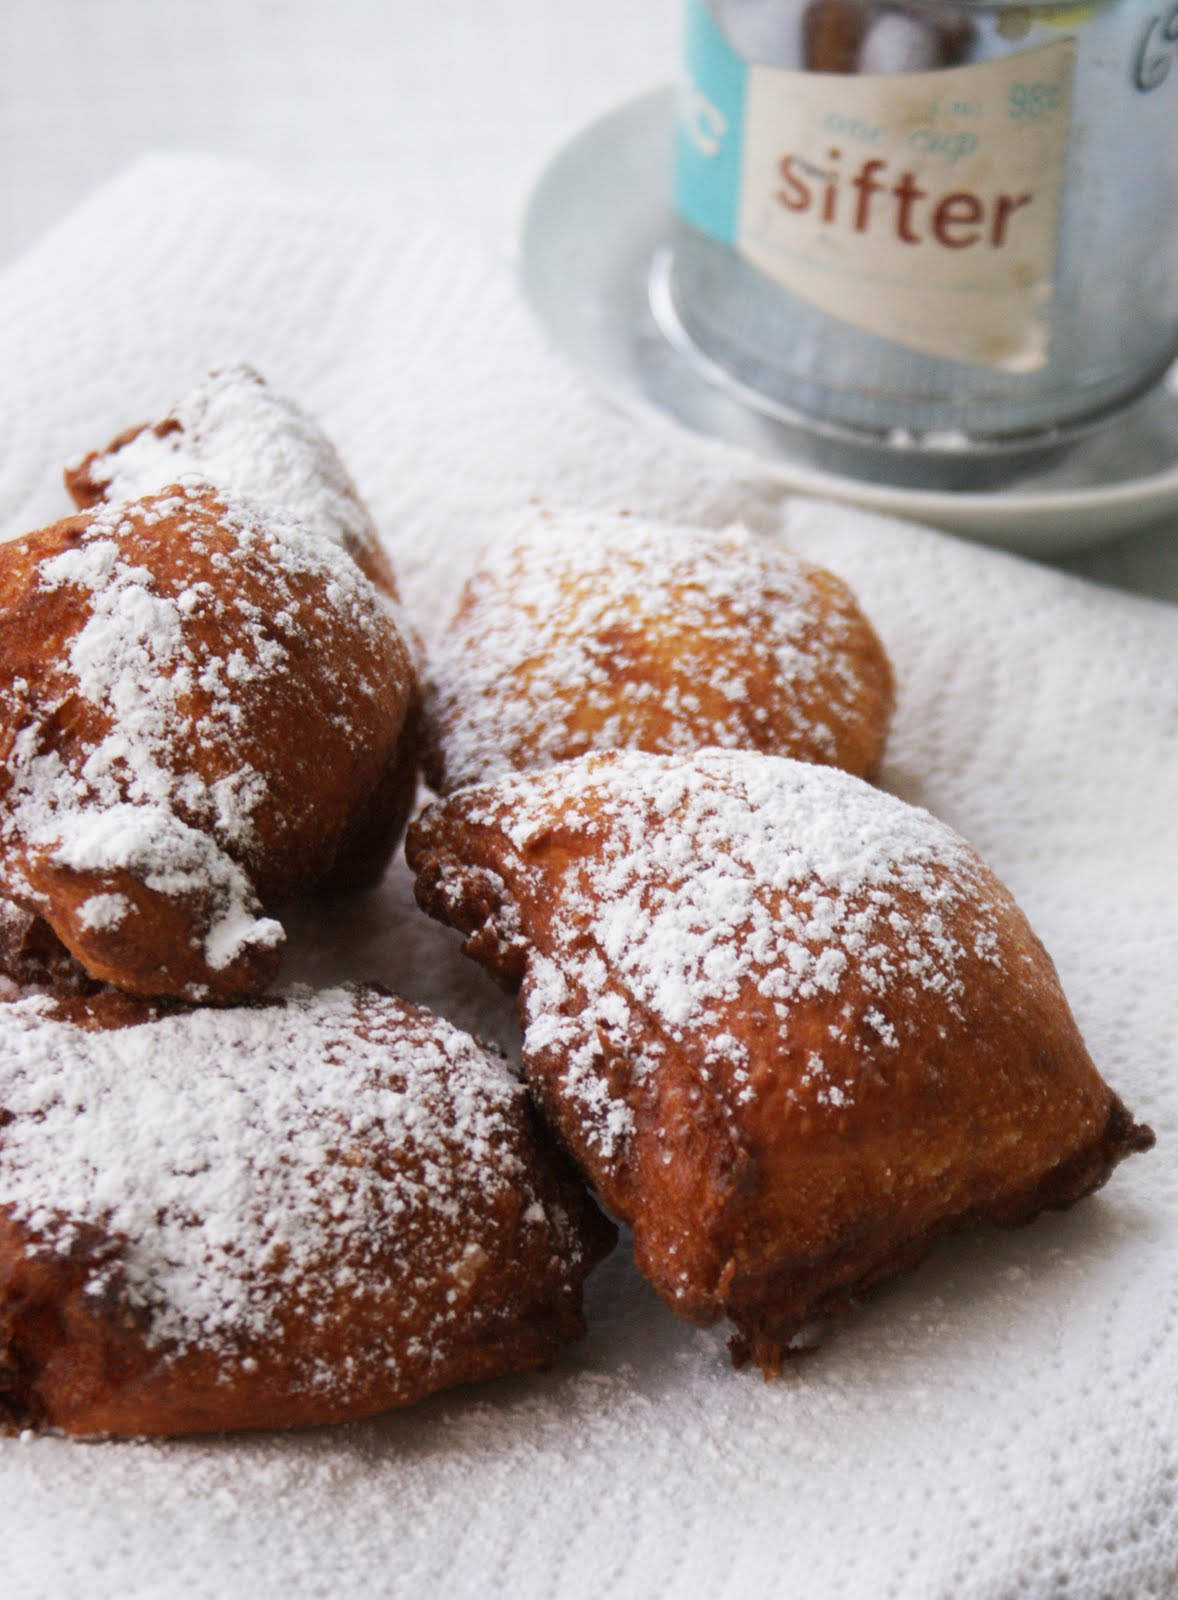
[
  {"xmin": 407, "ymin": 750, "xmax": 1153, "ymax": 1370},
  {"xmin": 421, "ymin": 515, "xmax": 894, "ymax": 794},
  {"xmin": 0, "ymin": 985, "xmax": 614, "ymax": 1437},
  {"xmin": 723, "ymin": 1093, "xmax": 1153, "ymax": 1374},
  {"xmin": 0, "ymin": 488, "xmax": 416, "ymax": 1000},
  {"xmin": 320, "ymin": 689, "xmax": 422, "ymax": 894},
  {"xmin": 0, "ymin": 1218, "xmax": 600, "ymax": 1438}
]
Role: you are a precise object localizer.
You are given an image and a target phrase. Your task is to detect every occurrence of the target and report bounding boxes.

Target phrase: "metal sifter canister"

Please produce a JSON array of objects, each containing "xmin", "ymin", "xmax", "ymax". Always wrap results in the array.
[{"xmin": 663, "ymin": 0, "xmax": 1178, "ymax": 448}]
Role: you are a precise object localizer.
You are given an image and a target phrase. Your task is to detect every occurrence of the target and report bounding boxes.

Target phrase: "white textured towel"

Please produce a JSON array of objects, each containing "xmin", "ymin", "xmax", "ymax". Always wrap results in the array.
[{"xmin": 0, "ymin": 157, "xmax": 1175, "ymax": 1600}]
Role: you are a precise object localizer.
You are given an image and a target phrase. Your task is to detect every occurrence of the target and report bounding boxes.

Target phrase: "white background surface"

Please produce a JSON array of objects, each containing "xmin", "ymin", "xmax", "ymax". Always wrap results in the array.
[{"xmin": 1, "ymin": 0, "xmax": 1176, "ymax": 598}]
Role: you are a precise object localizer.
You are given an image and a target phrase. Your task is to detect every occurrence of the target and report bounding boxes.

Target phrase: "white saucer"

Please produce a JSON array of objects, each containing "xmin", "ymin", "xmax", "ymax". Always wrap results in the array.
[{"xmin": 519, "ymin": 88, "xmax": 1178, "ymax": 555}]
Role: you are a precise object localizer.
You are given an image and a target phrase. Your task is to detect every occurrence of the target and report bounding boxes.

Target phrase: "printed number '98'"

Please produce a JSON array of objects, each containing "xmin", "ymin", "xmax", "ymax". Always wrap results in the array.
[{"xmin": 1009, "ymin": 82, "xmax": 1061, "ymax": 117}]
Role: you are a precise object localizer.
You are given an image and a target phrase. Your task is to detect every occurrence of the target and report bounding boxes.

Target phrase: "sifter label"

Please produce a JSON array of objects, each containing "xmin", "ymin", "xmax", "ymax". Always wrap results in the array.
[{"xmin": 675, "ymin": 0, "xmax": 1076, "ymax": 371}]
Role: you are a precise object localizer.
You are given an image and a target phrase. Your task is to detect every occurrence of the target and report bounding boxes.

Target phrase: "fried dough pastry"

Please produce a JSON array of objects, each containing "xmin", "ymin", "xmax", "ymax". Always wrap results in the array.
[
  {"xmin": 421, "ymin": 512, "xmax": 894, "ymax": 794},
  {"xmin": 0, "ymin": 479, "xmax": 416, "ymax": 1000},
  {"xmin": 0, "ymin": 984, "xmax": 613, "ymax": 1437},
  {"xmin": 65, "ymin": 364, "xmax": 400, "ymax": 599},
  {"xmin": 407, "ymin": 749, "xmax": 1153, "ymax": 1370}
]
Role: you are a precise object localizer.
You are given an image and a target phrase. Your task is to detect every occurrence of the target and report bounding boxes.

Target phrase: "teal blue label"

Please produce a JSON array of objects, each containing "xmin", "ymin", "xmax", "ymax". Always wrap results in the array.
[{"xmin": 674, "ymin": 0, "xmax": 748, "ymax": 245}]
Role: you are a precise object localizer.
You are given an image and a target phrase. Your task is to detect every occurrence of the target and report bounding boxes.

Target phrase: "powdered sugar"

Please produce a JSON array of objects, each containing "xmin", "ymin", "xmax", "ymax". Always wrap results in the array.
[
  {"xmin": 427, "ymin": 750, "xmax": 1006, "ymax": 1158},
  {"xmin": 74, "ymin": 894, "xmax": 131, "ymax": 932},
  {"xmin": 424, "ymin": 512, "xmax": 884, "ymax": 791},
  {"xmin": 0, "ymin": 985, "xmax": 571, "ymax": 1382},
  {"xmin": 71, "ymin": 365, "xmax": 385, "ymax": 578}
]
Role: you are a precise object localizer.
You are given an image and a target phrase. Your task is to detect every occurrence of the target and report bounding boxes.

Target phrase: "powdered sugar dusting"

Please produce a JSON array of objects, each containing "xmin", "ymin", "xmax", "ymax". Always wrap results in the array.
[
  {"xmin": 424, "ymin": 512, "xmax": 886, "ymax": 791},
  {"xmin": 0, "ymin": 985, "xmax": 574, "ymax": 1383},
  {"xmin": 74, "ymin": 893, "xmax": 131, "ymax": 932},
  {"xmin": 437, "ymin": 750, "xmax": 1006, "ymax": 1158},
  {"xmin": 72, "ymin": 365, "xmax": 385, "ymax": 579}
]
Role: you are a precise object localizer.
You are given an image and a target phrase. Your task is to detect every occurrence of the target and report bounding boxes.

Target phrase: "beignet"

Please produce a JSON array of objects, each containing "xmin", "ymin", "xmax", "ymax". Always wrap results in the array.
[
  {"xmin": 0, "ymin": 481, "xmax": 415, "ymax": 1000},
  {"xmin": 0, "ymin": 984, "xmax": 613, "ymax": 1437},
  {"xmin": 421, "ymin": 512, "xmax": 893, "ymax": 794},
  {"xmin": 407, "ymin": 749, "xmax": 1153, "ymax": 1370}
]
